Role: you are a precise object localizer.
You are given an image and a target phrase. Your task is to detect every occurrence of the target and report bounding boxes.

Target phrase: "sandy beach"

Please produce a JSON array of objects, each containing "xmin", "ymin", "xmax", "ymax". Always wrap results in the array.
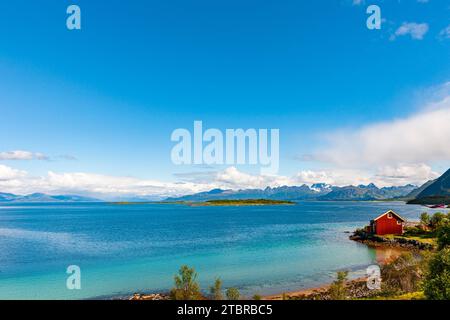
[{"xmin": 263, "ymin": 278, "xmax": 367, "ymax": 300}]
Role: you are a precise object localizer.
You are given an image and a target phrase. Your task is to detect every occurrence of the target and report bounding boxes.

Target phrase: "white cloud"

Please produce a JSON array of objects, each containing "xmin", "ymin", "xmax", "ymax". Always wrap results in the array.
[
  {"xmin": 293, "ymin": 165, "xmax": 437, "ymax": 187},
  {"xmin": 352, "ymin": 0, "xmax": 364, "ymax": 6},
  {"xmin": 0, "ymin": 163, "xmax": 440, "ymax": 199},
  {"xmin": 38, "ymin": 171, "xmax": 209, "ymax": 199},
  {"xmin": 212, "ymin": 165, "xmax": 437, "ymax": 188},
  {"xmin": 0, "ymin": 166, "xmax": 206, "ymax": 199},
  {"xmin": 391, "ymin": 22, "xmax": 429, "ymax": 40},
  {"xmin": 439, "ymin": 25, "xmax": 450, "ymax": 39},
  {"xmin": 0, "ymin": 150, "xmax": 48, "ymax": 161},
  {"xmin": 374, "ymin": 163, "xmax": 439, "ymax": 186},
  {"xmin": 214, "ymin": 166, "xmax": 296, "ymax": 189},
  {"xmin": 0, "ymin": 165, "xmax": 27, "ymax": 181},
  {"xmin": 294, "ymin": 169, "xmax": 369, "ymax": 186},
  {"xmin": 314, "ymin": 94, "xmax": 450, "ymax": 168}
]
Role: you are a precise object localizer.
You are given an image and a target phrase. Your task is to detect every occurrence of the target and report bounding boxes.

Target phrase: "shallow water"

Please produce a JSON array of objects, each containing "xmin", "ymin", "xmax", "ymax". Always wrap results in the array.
[{"xmin": 0, "ymin": 201, "xmax": 431, "ymax": 299}]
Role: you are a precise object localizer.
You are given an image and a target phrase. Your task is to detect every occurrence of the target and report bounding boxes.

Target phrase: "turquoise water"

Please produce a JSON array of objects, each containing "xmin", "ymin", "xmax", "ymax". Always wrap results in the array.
[{"xmin": 0, "ymin": 201, "xmax": 429, "ymax": 299}]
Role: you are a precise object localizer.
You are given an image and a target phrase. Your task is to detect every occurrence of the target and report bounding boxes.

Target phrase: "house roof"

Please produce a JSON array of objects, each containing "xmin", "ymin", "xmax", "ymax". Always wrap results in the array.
[{"xmin": 373, "ymin": 210, "xmax": 406, "ymax": 222}]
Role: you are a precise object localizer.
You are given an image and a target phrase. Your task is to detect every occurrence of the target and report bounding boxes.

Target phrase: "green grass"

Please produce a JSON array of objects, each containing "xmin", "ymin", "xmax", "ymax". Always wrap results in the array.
[
  {"xmin": 397, "ymin": 236, "xmax": 436, "ymax": 245},
  {"xmin": 382, "ymin": 233, "xmax": 436, "ymax": 246},
  {"xmin": 364, "ymin": 291, "xmax": 425, "ymax": 300}
]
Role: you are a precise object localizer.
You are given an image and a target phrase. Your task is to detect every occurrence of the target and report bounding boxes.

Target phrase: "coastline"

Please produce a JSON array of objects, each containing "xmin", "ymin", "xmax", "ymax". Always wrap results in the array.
[
  {"xmin": 263, "ymin": 277, "xmax": 367, "ymax": 300},
  {"xmin": 263, "ymin": 244, "xmax": 407, "ymax": 300},
  {"xmin": 1, "ymin": 201, "xmax": 431, "ymax": 300},
  {"xmin": 128, "ymin": 245, "xmax": 408, "ymax": 301}
]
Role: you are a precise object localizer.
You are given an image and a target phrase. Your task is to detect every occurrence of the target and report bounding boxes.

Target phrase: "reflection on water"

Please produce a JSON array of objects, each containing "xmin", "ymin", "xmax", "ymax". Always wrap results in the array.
[{"xmin": 370, "ymin": 245, "xmax": 409, "ymax": 265}]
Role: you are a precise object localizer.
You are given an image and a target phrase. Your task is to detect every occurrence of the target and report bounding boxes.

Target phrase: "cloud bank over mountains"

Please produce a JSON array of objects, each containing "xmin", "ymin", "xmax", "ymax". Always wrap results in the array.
[{"xmin": 0, "ymin": 163, "xmax": 440, "ymax": 200}]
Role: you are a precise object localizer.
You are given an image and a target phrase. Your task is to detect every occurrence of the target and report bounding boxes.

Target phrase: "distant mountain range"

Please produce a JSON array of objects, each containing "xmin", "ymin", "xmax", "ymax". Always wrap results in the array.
[
  {"xmin": 166, "ymin": 183, "xmax": 418, "ymax": 202},
  {"xmin": 407, "ymin": 168, "xmax": 450, "ymax": 205},
  {"xmin": 0, "ymin": 193, "xmax": 100, "ymax": 203},
  {"xmin": 2, "ymin": 168, "xmax": 449, "ymax": 204}
]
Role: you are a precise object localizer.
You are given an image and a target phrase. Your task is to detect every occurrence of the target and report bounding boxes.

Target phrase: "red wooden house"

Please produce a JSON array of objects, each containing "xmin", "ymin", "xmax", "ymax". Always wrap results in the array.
[{"xmin": 369, "ymin": 210, "xmax": 405, "ymax": 235}]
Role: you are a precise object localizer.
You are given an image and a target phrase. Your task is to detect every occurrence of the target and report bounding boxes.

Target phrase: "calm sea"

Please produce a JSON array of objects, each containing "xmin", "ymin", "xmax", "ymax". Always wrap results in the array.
[{"xmin": 0, "ymin": 201, "xmax": 431, "ymax": 299}]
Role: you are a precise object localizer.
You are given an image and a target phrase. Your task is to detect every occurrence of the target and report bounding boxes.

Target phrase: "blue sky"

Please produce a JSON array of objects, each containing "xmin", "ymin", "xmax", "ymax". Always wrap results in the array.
[{"xmin": 0, "ymin": 0, "xmax": 449, "ymax": 198}]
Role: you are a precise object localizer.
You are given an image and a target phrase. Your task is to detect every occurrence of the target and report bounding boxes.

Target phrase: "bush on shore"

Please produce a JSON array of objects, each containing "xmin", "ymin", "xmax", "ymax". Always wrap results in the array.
[
  {"xmin": 328, "ymin": 271, "xmax": 349, "ymax": 300},
  {"xmin": 209, "ymin": 278, "xmax": 223, "ymax": 300},
  {"xmin": 170, "ymin": 265, "xmax": 202, "ymax": 300},
  {"xmin": 423, "ymin": 248, "xmax": 450, "ymax": 300},
  {"xmin": 226, "ymin": 287, "xmax": 241, "ymax": 300},
  {"xmin": 437, "ymin": 223, "xmax": 450, "ymax": 250}
]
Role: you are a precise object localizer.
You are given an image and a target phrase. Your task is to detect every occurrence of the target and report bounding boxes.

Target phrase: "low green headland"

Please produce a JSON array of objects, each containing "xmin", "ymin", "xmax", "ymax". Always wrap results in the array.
[
  {"xmin": 109, "ymin": 199, "xmax": 295, "ymax": 206},
  {"xmin": 191, "ymin": 199, "xmax": 296, "ymax": 206},
  {"xmin": 350, "ymin": 211, "xmax": 450, "ymax": 250},
  {"xmin": 407, "ymin": 196, "xmax": 450, "ymax": 205}
]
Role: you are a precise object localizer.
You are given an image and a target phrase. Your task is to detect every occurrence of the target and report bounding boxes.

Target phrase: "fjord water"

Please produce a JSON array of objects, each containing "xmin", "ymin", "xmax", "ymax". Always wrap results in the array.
[{"xmin": 0, "ymin": 202, "xmax": 427, "ymax": 299}]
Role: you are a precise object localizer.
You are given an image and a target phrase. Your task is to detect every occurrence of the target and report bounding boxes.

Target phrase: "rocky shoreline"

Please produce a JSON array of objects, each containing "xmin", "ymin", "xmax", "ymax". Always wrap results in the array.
[
  {"xmin": 266, "ymin": 278, "xmax": 381, "ymax": 300},
  {"xmin": 129, "ymin": 293, "xmax": 169, "ymax": 300},
  {"xmin": 349, "ymin": 230, "xmax": 434, "ymax": 251},
  {"xmin": 126, "ymin": 229, "xmax": 435, "ymax": 301},
  {"xmin": 127, "ymin": 279, "xmax": 379, "ymax": 301}
]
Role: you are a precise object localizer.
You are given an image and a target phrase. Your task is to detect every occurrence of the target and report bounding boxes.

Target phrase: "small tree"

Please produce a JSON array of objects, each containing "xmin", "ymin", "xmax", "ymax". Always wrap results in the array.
[
  {"xmin": 430, "ymin": 212, "xmax": 447, "ymax": 230},
  {"xmin": 209, "ymin": 278, "xmax": 223, "ymax": 300},
  {"xmin": 253, "ymin": 294, "xmax": 262, "ymax": 300},
  {"xmin": 424, "ymin": 248, "xmax": 450, "ymax": 300},
  {"xmin": 328, "ymin": 271, "xmax": 348, "ymax": 300},
  {"xmin": 226, "ymin": 287, "xmax": 240, "ymax": 300},
  {"xmin": 420, "ymin": 212, "xmax": 430, "ymax": 227},
  {"xmin": 437, "ymin": 223, "xmax": 450, "ymax": 250},
  {"xmin": 170, "ymin": 265, "xmax": 201, "ymax": 300}
]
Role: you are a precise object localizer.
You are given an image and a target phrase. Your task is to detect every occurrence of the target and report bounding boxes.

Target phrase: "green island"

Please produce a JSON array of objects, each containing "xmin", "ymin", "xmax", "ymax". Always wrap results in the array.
[
  {"xmin": 110, "ymin": 201, "xmax": 187, "ymax": 205},
  {"xmin": 109, "ymin": 199, "xmax": 295, "ymax": 206},
  {"xmin": 190, "ymin": 199, "xmax": 296, "ymax": 206}
]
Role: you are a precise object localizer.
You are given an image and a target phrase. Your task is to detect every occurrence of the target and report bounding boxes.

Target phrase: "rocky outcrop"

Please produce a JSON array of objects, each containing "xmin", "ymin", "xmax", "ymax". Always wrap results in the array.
[
  {"xmin": 349, "ymin": 230, "xmax": 434, "ymax": 250},
  {"xmin": 285, "ymin": 279, "xmax": 380, "ymax": 300},
  {"xmin": 129, "ymin": 293, "xmax": 169, "ymax": 300}
]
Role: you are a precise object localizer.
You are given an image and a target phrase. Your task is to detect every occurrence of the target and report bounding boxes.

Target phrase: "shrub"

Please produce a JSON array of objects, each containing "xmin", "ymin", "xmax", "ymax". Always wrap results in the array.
[
  {"xmin": 328, "ymin": 271, "xmax": 348, "ymax": 300},
  {"xmin": 403, "ymin": 226, "xmax": 426, "ymax": 237},
  {"xmin": 209, "ymin": 278, "xmax": 223, "ymax": 300},
  {"xmin": 423, "ymin": 248, "xmax": 450, "ymax": 300},
  {"xmin": 420, "ymin": 212, "xmax": 430, "ymax": 227},
  {"xmin": 170, "ymin": 265, "xmax": 202, "ymax": 300},
  {"xmin": 226, "ymin": 287, "xmax": 240, "ymax": 300},
  {"xmin": 436, "ymin": 223, "xmax": 450, "ymax": 250},
  {"xmin": 430, "ymin": 212, "xmax": 448, "ymax": 230}
]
